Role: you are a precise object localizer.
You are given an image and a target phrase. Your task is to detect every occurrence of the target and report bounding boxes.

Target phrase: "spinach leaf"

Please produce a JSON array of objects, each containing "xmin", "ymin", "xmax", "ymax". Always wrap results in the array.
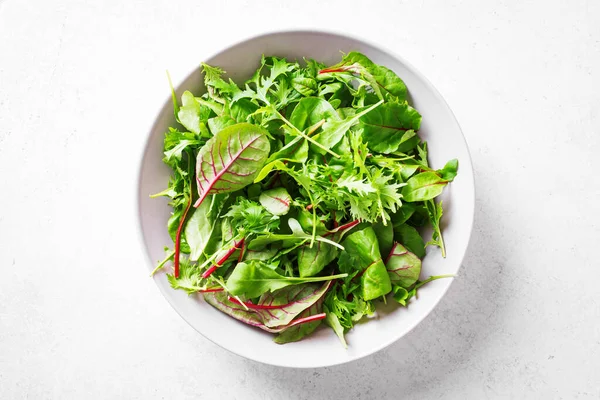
[
  {"xmin": 298, "ymin": 241, "xmax": 338, "ymax": 277},
  {"xmin": 339, "ymin": 227, "xmax": 392, "ymax": 300},
  {"xmin": 226, "ymin": 260, "xmax": 347, "ymax": 298},
  {"xmin": 373, "ymin": 219, "xmax": 394, "ymax": 257},
  {"xmin": 359, "ymin": 102, "xmax": 421, "ymax": 154},
  {"xmin": 401, "ymin": 171, "xmax": 448, "ymax": 202},
  {"xmin": 393, "ymin": 223, "xmax": 426, "ymax": 258}
]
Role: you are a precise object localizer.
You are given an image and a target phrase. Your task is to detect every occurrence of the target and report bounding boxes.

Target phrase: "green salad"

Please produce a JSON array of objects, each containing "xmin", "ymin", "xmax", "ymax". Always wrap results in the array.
[{"xmin": 151, "ymin": 52, "xmax": 458, "ymax": 346}]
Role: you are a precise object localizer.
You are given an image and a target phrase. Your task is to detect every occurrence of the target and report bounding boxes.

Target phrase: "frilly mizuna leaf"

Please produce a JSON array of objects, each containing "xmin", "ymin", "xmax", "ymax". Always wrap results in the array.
[{"xmin": 194, "ymin": 123, "xmax": 270, "ymax": 208}]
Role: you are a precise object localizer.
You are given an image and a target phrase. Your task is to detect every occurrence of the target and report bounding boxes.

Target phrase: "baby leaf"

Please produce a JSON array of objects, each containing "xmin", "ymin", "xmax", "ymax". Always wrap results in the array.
[
  {"xmin": 425, "ymin": 199, "xmax": 446, "ymax": 257},
  {"xmin": 393, "ymin": 224, "xmax": 425, "ymax": 258},
  {"xmin": 359, "ymin": 102, "xmax": 421, "ymax": 154},
  {"xmin": 289, "ymin": 97, "xmax": 338, "ymax": 131},
  {"xmin": 185, "ymin": 195, "xmax": 220, "ymax": 261},
  {"xmin": 259, "ymin": 187, "xmax": 292, "ymax": 216},
  {"xmin": 385, "ymin": 243, "xmax": 422, "ymax": 288},
  {"xmin": 314, "ymin": 100, "xmax": 383, "ymax": 151},
  {"xmin": 401, "ymin": 172, "xmax": 448, "ymax": 202},
  {"xmin": 320, "ymin": 51, "xmax": 408, "ymax": 101},
  {"xmin": 226, "ymin": 260, "xmax": 347, "ymax": 298},
  {"xmin": 373, "ymin": 219, "xmax": 394, "ymax": 257},
  {"xmin": 177, "ymin": 91, "xmax": 204, "ymax": 134},
  {"xmin": 255, "ymin": 281, "xmax": 331, "ymax": 327},
  {"xmin": 298, "ymin": 241, "xmax": 339, "ymax": 277},
  {"xmin": 291, "ymin": 77, "xmax": 318, "ymax": 96},
  {"xmin": 361, "ymin": 259, "xmax": 392, "ymax": 300},
  {"xmin": 274, "ymin": 297, "xmax": 325, "ymax": 344},
  {"xmin": 194, "ymin": 123, "xmax": 270, "ymax": 208},
  {"xmin": 339, "ymin": 227, "xmax": 392, "ymax": 300},
  {"xmin": 437, "ymin": 159, "xmax": 459, "ymax": 182},
  {"xmin": 324, "ymin": 304, "xmax": 347, "ymax": 348}
]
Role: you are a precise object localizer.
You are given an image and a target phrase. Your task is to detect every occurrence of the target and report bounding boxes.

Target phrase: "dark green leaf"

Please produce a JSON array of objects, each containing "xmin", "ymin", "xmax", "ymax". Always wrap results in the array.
[{"xmin": 393, "ymin": 223, "xmax": 425, "ymax": 258}]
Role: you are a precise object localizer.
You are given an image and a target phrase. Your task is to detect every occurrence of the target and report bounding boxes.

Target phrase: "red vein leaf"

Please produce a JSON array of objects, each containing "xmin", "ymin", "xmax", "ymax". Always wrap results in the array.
[{"xmin": 193, "ymin": 123, "xmax": 270, "ymax": 208}]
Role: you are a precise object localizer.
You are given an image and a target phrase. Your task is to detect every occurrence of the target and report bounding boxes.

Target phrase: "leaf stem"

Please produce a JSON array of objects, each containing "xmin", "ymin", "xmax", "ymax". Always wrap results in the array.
[
  {"xmin": 276, "ymin": 110, "xmax": 341, "ymax": 158},
  {"xmin": 202, "ymin": 238, "xmax": 245, "ymax": 279},
  {"xmin": 150, "ymin": 249, "xmax": 176, "ymax": 276},
  {"xmin": 412, "ymin": 274, "xmax": 454, "ymax": 291}
]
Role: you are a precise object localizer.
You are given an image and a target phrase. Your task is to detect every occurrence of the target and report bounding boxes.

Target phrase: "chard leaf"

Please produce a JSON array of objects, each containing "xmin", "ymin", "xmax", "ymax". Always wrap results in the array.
[
  {"xmin": 259, "ymin": 187, "xmax": 292, "ymax": 216},
  {"xmin": 385, "ymin": 242, "xmax": 422, "ymax": 288},
  {"xmin": 256, "ymin": 281, "xmax": 331, "ymax": 327},
  {"xmin": 226, "ymin": 260, "xmax": 347, "ymax": 298},
  {"xmin": 359, "ymin": 102, "xmax": 421, "ymax": 154},
  {"xmin": 401, "ymin": 172, "xmax": 448, "ymax": 202},
  {"xmin": 274, "ymin": 296, "xmax": 325, "ymax": 344},
  {"xmin": 194, "ymin": 123, "xmax": 270, "ymax": 208}
]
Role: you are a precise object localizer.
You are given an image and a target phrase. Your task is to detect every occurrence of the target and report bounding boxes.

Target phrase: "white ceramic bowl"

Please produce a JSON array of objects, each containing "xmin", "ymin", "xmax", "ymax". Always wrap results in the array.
[{"xmin": 137, "ymin": 30, "xmax": 474, "ymax": 368}]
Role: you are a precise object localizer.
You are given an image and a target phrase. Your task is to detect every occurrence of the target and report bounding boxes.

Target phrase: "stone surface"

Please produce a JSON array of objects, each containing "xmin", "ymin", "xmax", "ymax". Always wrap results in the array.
[{"xmin": 1, "ymin": 0, "xmax": 599, "ymax": 398}]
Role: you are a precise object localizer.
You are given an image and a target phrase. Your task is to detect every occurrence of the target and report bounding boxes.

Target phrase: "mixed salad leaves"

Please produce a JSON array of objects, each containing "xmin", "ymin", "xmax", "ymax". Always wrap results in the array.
[{"xmin": 151, "ymin": 52, "xmax": 458, "ymax": 346}]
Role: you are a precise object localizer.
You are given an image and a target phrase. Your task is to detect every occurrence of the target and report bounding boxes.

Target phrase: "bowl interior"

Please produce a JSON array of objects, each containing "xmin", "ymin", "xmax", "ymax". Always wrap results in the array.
[{"xmin": 138, "ymin": 30, "xmax": 474, "ymax": 368}]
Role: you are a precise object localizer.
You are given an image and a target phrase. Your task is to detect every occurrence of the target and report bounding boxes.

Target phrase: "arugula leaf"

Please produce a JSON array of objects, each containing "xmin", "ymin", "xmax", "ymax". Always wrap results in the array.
[
  {"xmin": 226, "ymin": 260, "xmax": 347, "ymax": 298},
  {"xmin": 425, "ymin": 199, "xmax": 446, "ymax": 257}
]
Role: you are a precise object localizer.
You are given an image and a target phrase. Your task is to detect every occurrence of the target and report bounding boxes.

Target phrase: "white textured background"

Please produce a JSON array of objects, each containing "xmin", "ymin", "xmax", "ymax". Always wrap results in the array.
[{"xmin": 1, "ymin": 0, "xmax": 599, "ymax": 398}]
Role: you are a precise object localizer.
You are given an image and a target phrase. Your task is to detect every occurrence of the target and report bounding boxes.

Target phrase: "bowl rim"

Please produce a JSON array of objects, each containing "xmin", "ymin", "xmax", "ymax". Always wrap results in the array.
[{"xmin": 135, "ymin": 28, "xmax": 475, "ymax": 368}]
